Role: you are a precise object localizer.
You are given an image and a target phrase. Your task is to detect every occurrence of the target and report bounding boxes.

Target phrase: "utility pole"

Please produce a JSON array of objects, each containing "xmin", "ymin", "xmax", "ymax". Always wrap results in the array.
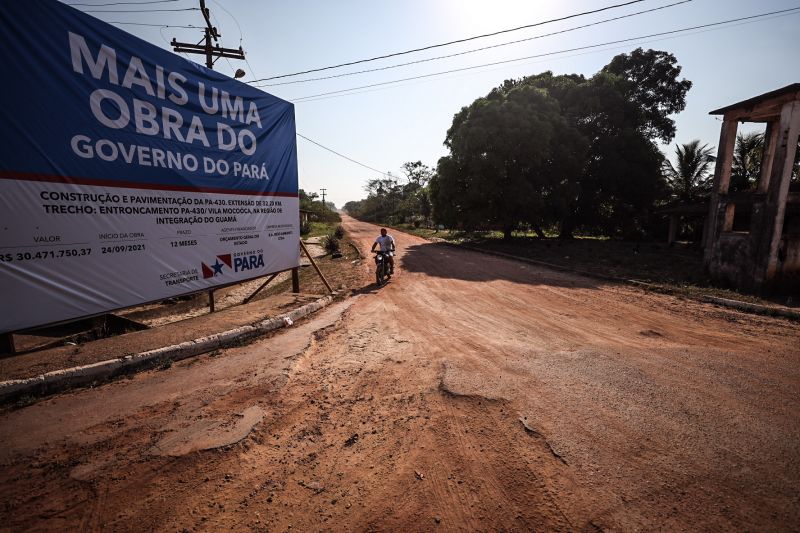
[
  {"xmin": 320, "ymin": 188, "xmax": 327, "ymax": 211},
  {"xmin": 171, "ymin": 0, "xmax": 245, "ymax": 70},
  {"xmin": 173, "ymin": 2, "xmax": 246, "ymax": 313}
]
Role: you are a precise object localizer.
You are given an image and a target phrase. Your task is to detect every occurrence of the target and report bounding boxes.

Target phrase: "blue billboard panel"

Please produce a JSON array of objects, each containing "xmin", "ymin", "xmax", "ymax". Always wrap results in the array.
[{"xmin": 0, "ymin": 0, "xmax": 300, "ymax": 333}]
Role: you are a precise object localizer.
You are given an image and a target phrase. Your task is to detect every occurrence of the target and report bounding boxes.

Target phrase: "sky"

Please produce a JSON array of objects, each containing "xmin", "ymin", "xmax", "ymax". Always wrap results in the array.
[{"xmin": 69, "ymin": 0, "xmax": 799, "ymax": 208}]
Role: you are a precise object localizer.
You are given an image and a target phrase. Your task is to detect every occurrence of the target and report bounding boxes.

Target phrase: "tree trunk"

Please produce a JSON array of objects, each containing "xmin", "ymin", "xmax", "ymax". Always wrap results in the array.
[
  {"xmin": 533, "ymin": 224, "xmax": 546, "ymax": 239},
  {"xmin": 503, "ymin": 226, "xmax": 513, "ymax": 241}
]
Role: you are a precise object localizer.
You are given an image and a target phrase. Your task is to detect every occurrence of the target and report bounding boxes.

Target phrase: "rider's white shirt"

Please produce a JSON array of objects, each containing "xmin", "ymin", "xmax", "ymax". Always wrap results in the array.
[{"xmin": 374, "ymin": 235, "xmax": 395, "ymax": 252}]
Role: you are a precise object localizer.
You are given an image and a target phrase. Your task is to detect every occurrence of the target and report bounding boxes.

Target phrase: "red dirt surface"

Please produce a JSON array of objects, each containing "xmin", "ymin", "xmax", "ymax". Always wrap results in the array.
[{"xmin": 1, "ymin": 214, "xmax": 798, "ymax": 531}]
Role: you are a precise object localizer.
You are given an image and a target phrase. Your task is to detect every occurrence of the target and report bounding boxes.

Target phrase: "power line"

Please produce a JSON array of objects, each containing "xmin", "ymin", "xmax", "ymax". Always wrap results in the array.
[
  {"xmin": 158, "ymin": 25, "xmax": 194, "ymax": 61},
  {"xmin": 291, "ymin": 7, "xmax": 800, "ymax": 102},
  {"xmin": 207, "ymin": 9, "xmax": 240, "ymax": 74},
  {"xmin": 207, "ymin": 4, "xmax": 259, "ymax": 82},
  {"xmin": 106, "ymin": 21, "xmax": 198, "ymax": 28},
  {"xmin": 292, "ymin": 9, "xmax": 800, "ymax": 105},
  {"xmin": 258, "ymin": 0, "xmax": 692, "ymax": 88},
  {"xmin": 82, "ymin": 7, "xmax": 199, "ymax": 13},
  {"xmin": 290, "ymin": 24, "xmax": 739, "ymax": 104},
  {"xmin": 297, "ymin": 133, "xmax": 390, "ymax": 177},
  {"xmin": 207, "ymin": 0, "xmax": 264, "ymax": 85},
  {"xmin": 252, "ymin": 0, "xmax": 649, "ymax": 82},
  {"xmin": 209, "ymin": 0, "xmax": 242, "ymax": 40},
  {"xmin": 66, "ymin": 0, "xmax": 181, "ymax": 5}
]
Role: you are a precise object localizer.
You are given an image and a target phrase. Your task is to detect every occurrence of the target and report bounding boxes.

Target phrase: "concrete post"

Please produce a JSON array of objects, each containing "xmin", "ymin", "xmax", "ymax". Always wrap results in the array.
[
  {"xmin": 704, "ymin": 119, "xmax": 738, "ymax": 264},
  {"xmin": 757, "ymin": 121, "xmax": 780, "ymax": 194},
  {"xmin": 668, "ymin": 214, "xmax": 678, "ymax": 245},
  {"xmin": 700, "ymin": 215, "xmax": 709, "ymax": 249},
  {"xmin": 753, "ymin": 101, "xmax": 800, "ymax": 288}
]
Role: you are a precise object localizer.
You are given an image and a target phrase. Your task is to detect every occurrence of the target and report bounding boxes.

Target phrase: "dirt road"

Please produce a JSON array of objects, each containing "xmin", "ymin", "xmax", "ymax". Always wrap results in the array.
[{"xmin": 1, "ymin": 215, "xmax": 798, "ymax": 532}]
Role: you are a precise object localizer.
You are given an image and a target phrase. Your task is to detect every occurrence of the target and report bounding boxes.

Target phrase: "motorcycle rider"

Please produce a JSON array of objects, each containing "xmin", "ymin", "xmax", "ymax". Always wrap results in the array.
[{"xmin": 370, "ymin": 228, "xmax": 396, "ymax": 275}]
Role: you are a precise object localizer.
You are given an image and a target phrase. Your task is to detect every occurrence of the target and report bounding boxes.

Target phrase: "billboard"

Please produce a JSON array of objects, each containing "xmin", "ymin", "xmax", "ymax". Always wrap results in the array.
[{"xmin": 0, "ymin": 1, "xmax": 300, "ymax": 334}]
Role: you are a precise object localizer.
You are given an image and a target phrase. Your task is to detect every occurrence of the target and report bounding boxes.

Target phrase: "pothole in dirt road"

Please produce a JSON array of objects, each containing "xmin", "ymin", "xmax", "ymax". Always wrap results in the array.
[
  {"xmin": 438, "ymin": 361, "xmax": 512, "ymax": 402},
  {"xmin": 150, "ymin": 405, "xmax": 264, "ymax": 457}
]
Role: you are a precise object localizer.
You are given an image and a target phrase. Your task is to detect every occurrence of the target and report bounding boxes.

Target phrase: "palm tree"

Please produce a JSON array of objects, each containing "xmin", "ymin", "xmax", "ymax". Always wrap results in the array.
[
  {"xmin": 731, "ymin": 132, "xmax": 764, "ymax": 191},
  {"xmin": 662, "ymin": 140, "xmax": 716, "ymax": 203}
]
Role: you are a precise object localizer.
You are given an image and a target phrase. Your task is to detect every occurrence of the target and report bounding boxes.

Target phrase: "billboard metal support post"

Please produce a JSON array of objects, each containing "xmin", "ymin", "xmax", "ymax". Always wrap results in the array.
[
  {"xmin": 208, "ymin": 290, "xmax": 215, "ymax": 313},
  {"xmin": 291, "ymin": 268, "xmax": 300, "ymax": 293},
  {"xmin": 243, "ymin": 272, "xmax": 280, "ymax": 304},
  {"xmin": 300, "ymin": 240, "xmax": 334, "ymax": 294}
]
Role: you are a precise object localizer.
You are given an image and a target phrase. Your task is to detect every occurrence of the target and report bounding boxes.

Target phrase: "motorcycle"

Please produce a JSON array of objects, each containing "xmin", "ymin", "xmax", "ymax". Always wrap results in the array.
[{"xmin": 374, "ymin": 250, "xmax": 393, "ymax": 285}]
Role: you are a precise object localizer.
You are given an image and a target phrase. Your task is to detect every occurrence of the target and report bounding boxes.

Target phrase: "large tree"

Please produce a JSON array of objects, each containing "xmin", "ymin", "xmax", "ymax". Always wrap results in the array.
[
  {"xmin": 555, "ymin": 69, "xmax": 670, "ymax": 237},
  {"xmin": 432, "ymin": 48, "xmax": 691, "ymax": 238},
  {"xmin": 432, "ymin": 84, "xmax": 587, "ymax": 239}
]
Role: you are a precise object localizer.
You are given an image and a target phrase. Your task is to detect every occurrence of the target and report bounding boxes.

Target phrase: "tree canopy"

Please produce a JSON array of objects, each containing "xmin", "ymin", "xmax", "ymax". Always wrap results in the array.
[
  {"xmin": 662, "ymin": 140, "xmax": 716, "ymax": 203},
  {"xmin": 731, "ymin": 132, "xmax": 764, "ymax": 192},
  {"xmin": 430, "ymin": 48, "xmax": 692, "ymax": 239},
  {"xmin": 434, "ymin": 84, "xmax": 586, "ymax": 239}
]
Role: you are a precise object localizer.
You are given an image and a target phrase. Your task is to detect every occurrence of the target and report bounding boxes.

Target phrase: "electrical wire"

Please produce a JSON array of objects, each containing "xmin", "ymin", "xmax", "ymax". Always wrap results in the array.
[
  {"xmin": 292, "ymin": 17, "xmax": 776, "ymax": 104},
  {"xmin": 297, "ymin": 133, "xmax": 390, "ymax": 177},
  {"xmin": 158, "ymin": 25, "xmax": 195, "ymax": 60},
  {"xmin": 209, "ymin": 0, "xmax": 243, "ymax": 41},
  {"xmin": 290, "ymin": 7, "xmax": 800, "ymax": 102},
  {"xmin": 206, "ymin": 0, "xmax": 261, "ymax": 86},
  {"xmin": 258, "ymin": 0, "xmax": 692, "ymax": 87},
  {"xmin": 66, "ymin": 0, "xmax": 181, "ymax": 5},
  {"xmin": 206, "ymin": 9, "xmax": 240, "ymax": 75},
  {"xmin": 81, "ymin": 7, "xmax": 199, "ymax": 13},
  {"xmin": 106, "ymin": 21, "xmax": 197, "ymax": 28},
  {"xmin": 252, "ymin": 0, "xmax": 650, "ymax": 82}
]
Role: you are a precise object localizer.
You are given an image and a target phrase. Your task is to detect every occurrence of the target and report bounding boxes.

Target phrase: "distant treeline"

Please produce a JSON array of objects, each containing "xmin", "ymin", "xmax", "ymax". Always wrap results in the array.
[
  {"xmin": 301, "ymin": 189, "xmax": 340, "ymax": 224},
  {"xmin": 343, "ymin": 161, "xmax": 432, "ymax": 229}
]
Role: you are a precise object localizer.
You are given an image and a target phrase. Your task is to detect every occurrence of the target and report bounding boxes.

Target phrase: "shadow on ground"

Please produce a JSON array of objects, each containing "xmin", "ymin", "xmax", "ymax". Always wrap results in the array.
[{"xmin": 398, "ymin": 242, "xmax": 601, "ymax": 290}]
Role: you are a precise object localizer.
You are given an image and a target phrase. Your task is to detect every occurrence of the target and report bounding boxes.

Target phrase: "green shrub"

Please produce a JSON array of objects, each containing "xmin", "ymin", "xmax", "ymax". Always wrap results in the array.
[
  {"xmin": 300, "ymin": 220, "xmax": 312, "ymax": 236},
  {"xmin": 323, "ymin": 234, "xmax": 340, "ymax": 254},
  {"xmin": 334, "ymin": 225, "xmax": 345, "ymax": 239}
]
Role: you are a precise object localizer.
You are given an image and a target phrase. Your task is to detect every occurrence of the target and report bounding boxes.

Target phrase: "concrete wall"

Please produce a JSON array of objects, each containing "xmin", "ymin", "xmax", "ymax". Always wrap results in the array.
[
  {"xmin": 708, "ymin": 232, "xmax": 753, "ymax": 288},
  {"xmin": 777, "ymin": 235, "xmax": 800, "ymax": 289}
]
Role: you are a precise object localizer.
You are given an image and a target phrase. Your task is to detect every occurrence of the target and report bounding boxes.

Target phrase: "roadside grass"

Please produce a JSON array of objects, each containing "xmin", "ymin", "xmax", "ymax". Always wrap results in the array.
[
  {"xmin": 387, "ymin": 224, "xmax": 465, "ymax": 241},
  {"xmin": 389, "ymin": 224, "xmax": 791, "ymax": 307},
  {"xmin": 304, "ymin": 221, "xmax": 339, "ymax": 238}
]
